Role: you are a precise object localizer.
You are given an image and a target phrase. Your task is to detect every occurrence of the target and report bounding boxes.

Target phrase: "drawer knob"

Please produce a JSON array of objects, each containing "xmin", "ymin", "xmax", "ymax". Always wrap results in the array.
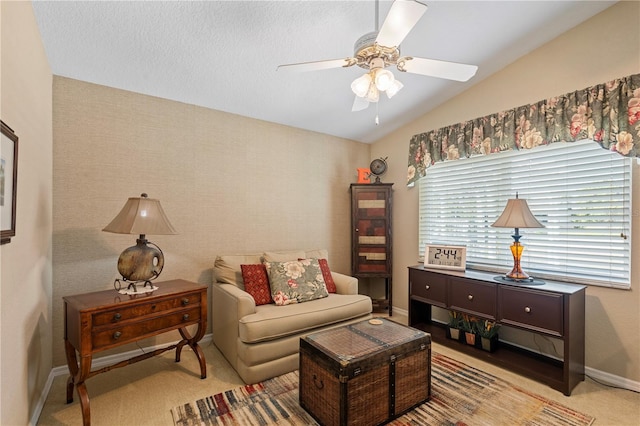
[
  {"xmin": 113, "ymin": 331, "xmax": 122, "ymax": 340},
  {"xmin": 113, "ymin": 313, "xmax": 121, "ymax": 321},
  {"xmin": 425, "ymin": 285, "xmax": 430, "ymax": 290},
  {"xmin": 182, "ymin": 298, "xmax": 190, "ymax": 306},
  {"xmin": 468, "ymin": 294, "xmax": 474, "ymax": 301},
  {"xmin": 183, "ymin": 314, "xmax": 190, "ymax": 321},
  {"xmin": 525, "ymin": 306, "xmax": 531, "ymax": 313}
]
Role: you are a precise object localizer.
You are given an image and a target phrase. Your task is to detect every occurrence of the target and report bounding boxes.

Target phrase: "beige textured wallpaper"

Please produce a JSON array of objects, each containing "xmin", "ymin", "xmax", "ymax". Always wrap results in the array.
[
  {"xmin": 52, "ymin": 77, "xmax": 370, "ymax": 366},
  {"xmin": 372, "ymin": 1, "xmax": 640, "ymax": 382}
]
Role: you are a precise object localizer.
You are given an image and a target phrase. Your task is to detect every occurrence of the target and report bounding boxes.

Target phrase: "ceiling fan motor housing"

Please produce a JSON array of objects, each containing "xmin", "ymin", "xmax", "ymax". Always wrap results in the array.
[{"xmin": 354, "ymin": 31, "xmax": 400, "ymax": 70}]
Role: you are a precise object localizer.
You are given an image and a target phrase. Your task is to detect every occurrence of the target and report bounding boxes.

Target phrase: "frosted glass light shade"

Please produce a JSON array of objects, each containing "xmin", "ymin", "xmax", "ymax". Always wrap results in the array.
[
  {"xmin": 351, "ymin": 73, "xmax": 372, "ymax": 98},
  {"xmin": 386, "ymin": 79, "xmax": 404, "ymax": 98},
  {"xmin": 374, "ymin": 68, "xmax": 395, "ymax": 91},
  {"xmin": 365, "ymin": 83, "xmax": 379, "ymax": 102}
]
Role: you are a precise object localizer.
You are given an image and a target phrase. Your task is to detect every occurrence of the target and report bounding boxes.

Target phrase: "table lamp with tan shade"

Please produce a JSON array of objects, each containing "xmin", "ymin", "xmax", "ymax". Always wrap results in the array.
[
  {"xmin": 491, "ymin": 193, "xmax": 544, "ymax": 282},
  {"xmin": 103, "ymin": 193, "xmax": 177, "ymax": 292}
]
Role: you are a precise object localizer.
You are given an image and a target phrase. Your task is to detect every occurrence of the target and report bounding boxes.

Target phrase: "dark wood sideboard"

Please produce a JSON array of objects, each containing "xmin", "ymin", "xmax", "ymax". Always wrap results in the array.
[
  {"xmin": 64, "ymin": 279, "xmax": 208, "ymax": 425},
  {"xmin": 408, "ymin": 265, "xmax": 585, "ymax": 396}
]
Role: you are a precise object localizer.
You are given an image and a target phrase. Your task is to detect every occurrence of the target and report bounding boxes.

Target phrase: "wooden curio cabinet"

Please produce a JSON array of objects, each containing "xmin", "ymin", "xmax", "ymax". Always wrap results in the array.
[{"xmin": 350, "ymin": 183, "xmax": 393, "ymax": 315}]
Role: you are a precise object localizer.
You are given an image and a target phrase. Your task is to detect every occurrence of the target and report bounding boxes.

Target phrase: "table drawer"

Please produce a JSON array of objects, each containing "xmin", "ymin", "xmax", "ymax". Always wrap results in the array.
[
  {"xmin": 499, "ymin": 286, "xmax": 564, "ymax": 336},
  {"xmin": 92, "ymin": 307, "xmax": 201, "ymax": 350},
  {"xmin": 449, "ymin": 278, "xmax": 496, "ymax": 318},
  {"xmin": 410, "ymin": 270, "xmax": 447, "ymax": 306},
  {"xmin": 92, "ymin": 291, "xmax": 202, "ymax": 326}
]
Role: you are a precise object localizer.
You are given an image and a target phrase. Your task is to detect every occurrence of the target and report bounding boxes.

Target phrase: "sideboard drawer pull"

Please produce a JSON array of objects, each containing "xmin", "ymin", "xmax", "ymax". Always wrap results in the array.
[
  {"xmin": 182, "ymin": 298, "xmax": 190, "ymax": 306},
  {"xmin": 425, "ymin": 285, "xmax": 430, "ymax": 290},
  {"xmin": 183, "ymin": 314, "xmax": 190, "ymax": 321},
  {"xmin": 524, "ymin": 306, "xmax": 531, "ymax": 313},
  {"xmin": 468, "ymin": 294, "xmax": 474, "ymax": 301},
  {"xmin": 113, "ymin": 331, "xmax": 122, "ymax": 340},
  {"xmin": 113, "ymin": 313, "xmax": 121, "ymax": 321}
]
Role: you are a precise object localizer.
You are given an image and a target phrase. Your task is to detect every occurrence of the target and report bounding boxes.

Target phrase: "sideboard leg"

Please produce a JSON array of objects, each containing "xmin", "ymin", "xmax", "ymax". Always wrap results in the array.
[
  {"xmin": 76, "ymin": 381, "xmax": 91, "ymax": 426},
  {"xmin": 178, "ymin": 326, "xmax": 207, "ymax": 379},
  {"xmin": 65, "ymin": 340, "xmax": 78, "ymax": 403}
]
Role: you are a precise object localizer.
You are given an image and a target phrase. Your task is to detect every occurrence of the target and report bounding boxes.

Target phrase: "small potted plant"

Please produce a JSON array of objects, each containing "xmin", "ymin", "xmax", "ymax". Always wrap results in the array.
[
  {"xmin": 447, "ymin": 310, "xmax": 463, "ymax": 341},
  {"xmin": 461, "ymin": 314, "xmax": 478, "ymax": 346},
  {"xmin": 476, "ymin": 319, "xmax": 501, "ymax": 352}
]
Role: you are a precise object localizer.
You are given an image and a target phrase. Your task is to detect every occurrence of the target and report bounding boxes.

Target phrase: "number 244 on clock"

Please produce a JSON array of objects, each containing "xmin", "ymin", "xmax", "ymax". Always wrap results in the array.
[{"xmin": 423, "ymin": 244, "xmax": 467, "ymax": 271}]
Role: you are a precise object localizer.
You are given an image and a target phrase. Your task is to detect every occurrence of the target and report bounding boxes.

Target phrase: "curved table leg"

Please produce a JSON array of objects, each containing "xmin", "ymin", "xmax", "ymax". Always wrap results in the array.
[
  {"xmin": 177, "ymin": 321, "xmax": 207, "ymax": 379},
  {"xmin": 65, "ymin": 339, "xmax": 93, "ymax": 426}
]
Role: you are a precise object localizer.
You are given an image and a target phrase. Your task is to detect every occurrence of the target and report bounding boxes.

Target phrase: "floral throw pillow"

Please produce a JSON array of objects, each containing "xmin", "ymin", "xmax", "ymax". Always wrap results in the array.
[
  {"xmin": 240, "ymin": 264, "xmax": 273, "ymax": 305},
  {"xmin": 264, "ymin": 259, "xmax": 329, "ymax": 305},
  {"xmin": 299, "ymin": 258, "xmax": 337, "ymax": 293}
]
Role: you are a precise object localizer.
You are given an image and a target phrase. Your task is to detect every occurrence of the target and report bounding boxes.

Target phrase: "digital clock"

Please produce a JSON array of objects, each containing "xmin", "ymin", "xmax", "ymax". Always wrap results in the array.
[{"xmin": 423, "ymin": 244, "xmax": 466, "ymax": 271}]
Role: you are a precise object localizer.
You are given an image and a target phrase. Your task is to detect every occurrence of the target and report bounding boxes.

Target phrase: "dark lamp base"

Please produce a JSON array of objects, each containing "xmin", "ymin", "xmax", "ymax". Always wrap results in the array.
[{"xmin": 114, "ymin": 237, "xmax": 165, "ymax": 292}]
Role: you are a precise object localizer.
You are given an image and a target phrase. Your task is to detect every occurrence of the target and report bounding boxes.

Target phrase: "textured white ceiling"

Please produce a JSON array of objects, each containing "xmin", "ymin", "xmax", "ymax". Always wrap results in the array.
[{"xmin": 32, "ymin": 1, "xmax": 616, "ymax": 143}]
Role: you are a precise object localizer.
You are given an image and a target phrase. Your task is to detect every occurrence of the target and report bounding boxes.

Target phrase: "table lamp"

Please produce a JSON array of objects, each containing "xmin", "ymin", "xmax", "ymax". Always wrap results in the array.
[
  {"xmin": 103, "ymin": 193, "xmax": 177, "ymax": 292},
  {"xmin": 491, "ymin": 193, "xmax": 544, "ymax": 281}
]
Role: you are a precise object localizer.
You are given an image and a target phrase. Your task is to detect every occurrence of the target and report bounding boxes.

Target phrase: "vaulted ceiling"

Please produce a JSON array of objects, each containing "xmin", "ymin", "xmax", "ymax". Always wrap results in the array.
[{"xmin": 33, "ymin": 1, "xmax": 616, "ymax": 143}]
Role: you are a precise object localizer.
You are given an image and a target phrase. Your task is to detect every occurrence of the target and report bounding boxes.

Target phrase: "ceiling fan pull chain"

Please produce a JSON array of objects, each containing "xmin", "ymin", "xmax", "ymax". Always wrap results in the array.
[{"xmin": 375, "ymin": 102, "xmax": 380, "ymax": 125}]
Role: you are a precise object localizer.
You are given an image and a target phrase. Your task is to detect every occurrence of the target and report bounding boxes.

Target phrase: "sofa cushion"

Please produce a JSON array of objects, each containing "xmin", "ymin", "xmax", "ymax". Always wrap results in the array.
[
  {"xmin": 214, "ymin": 253, "xmax": 263, "ymax": 290},
  {"xmin": 262, "ymin": 250, "xmax": 306, "ymax": 262},
  {"xmin": 265, "ymin": 259, "xmax": 328, "ymax": 305},
  {"xmin": 303, "ymin": 248, "xmax": 329, "ymax": 260},
  {"xmin": 238, "ymin": 293, "xmax": 373, "ymax": 343},
  {"xmin": 240, "ymin": 264, "xmax": 273, "ymax": 305}
]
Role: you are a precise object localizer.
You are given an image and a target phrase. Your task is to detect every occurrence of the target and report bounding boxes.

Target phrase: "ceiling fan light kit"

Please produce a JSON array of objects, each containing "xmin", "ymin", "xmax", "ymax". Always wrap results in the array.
[
  {"xmin": 277, "ymin": 0, "xmax": 478, "ymax": 114},
  {"xmin": 350, "ymin": 57, "xmax": 403, "ymax": 102}
]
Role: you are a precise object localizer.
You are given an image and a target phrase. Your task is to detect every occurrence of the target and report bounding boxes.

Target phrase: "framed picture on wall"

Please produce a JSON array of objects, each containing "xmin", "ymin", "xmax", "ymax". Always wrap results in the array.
[{"xmin": 1, "ymin": 120, "xmax": 18, "ymax": 244}]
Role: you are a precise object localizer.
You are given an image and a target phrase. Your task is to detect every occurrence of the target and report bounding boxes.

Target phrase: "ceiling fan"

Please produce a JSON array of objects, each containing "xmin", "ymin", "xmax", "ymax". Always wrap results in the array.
[{"xmin": 277, "ymin": 0, "xmax": 478, "ymax": 112}]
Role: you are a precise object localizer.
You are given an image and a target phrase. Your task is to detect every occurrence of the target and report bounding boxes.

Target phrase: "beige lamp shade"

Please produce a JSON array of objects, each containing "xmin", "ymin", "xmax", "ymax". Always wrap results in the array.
[
  {"xmin": 491, "ymin": 198, "xmax": 544, "ymax": 229},
  {"xmin": 103, "ymin": 193, "xmax": 177, "ymax": 236}
]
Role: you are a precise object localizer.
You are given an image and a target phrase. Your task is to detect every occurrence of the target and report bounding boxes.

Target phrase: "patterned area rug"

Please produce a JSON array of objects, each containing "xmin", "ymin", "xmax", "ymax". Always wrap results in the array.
[{"xmin": 171, "ymin": 352, "xmax": 594, "ymax": 426}]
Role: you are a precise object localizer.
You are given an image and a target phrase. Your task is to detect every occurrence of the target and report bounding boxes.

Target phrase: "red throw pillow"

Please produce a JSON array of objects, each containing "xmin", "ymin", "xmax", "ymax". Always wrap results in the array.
[
  {"xmin": 299, "ymin": 258, "xmax": 337, "ymax": 293},
  {"xmin": 240, "ymin": 264, "xmax": 273, "ymax": 305}
]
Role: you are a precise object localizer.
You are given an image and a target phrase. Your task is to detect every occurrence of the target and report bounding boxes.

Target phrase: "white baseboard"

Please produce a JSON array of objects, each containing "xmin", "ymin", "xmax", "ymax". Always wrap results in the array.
[
  {"xmin": 30, "ymin": 334, "xmax": 213, "ymax": 426},
  {"xmin": 585, "ymin": 365, "xmax": 640, "ymax": 392}
]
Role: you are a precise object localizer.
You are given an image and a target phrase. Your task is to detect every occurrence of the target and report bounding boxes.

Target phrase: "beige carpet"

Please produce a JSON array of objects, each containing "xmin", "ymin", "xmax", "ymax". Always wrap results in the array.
[
  {"xmin": 37, "ymin": 340, "xmax": 640, "ymax": 425},
  {"xmin": 171, "ymin": 352, "xmax": 595, "ymax": 426}
]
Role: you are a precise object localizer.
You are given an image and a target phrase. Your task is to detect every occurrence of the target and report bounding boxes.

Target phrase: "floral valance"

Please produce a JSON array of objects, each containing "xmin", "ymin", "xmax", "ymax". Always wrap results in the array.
[{"xmin": 407, "ymin": 73, "xmax": 640, "ymax": 186}]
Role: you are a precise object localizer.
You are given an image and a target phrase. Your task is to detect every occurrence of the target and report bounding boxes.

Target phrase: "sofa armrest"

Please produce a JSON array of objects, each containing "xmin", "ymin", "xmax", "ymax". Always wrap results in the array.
[
  {"xmin": 331, "ymin": 271, "xmax": 358, "ymax": 295},
  {"xmin": 213, "ymin": 283, "xmax": 257, "ymax": 319},
  {"xmin": 212, "ymin": 283, "xmax": 257, "ymax": 370}
]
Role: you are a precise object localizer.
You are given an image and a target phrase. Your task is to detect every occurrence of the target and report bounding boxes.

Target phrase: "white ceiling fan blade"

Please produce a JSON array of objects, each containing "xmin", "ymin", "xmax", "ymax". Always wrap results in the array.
[
  {"xmin": 277, "ymin": 58, "xmax": 356, "ymax": 72},
  {"xmin": 352, "ymin": 95, "xmax": 370, "ymax": 112},
  {"xmin": 397, "ymin": 57, "xmax": 478, "ymax": 82},
  {"xmin": 376, "ymin": 0, "xmax": 428, "ymax": 48}
]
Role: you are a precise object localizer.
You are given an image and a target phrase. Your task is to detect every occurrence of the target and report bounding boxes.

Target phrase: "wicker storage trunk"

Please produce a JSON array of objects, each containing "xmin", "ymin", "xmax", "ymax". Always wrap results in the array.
[{"xmin": 299, "ymin": 319, "xmax": 431, "ymax": 426}]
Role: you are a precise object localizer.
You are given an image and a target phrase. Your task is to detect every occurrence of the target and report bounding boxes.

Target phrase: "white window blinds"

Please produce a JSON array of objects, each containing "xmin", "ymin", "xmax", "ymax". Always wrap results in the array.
[{"xmin": 418, "ymin": 140, "xmax": 632, "ymax": 289}]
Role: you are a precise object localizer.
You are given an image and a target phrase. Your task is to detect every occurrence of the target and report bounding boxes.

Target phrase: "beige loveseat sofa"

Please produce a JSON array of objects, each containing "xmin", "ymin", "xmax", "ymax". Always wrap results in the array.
[{"xmin": 212, "ymin": 249, "xmax": 373, "ymax": 384}]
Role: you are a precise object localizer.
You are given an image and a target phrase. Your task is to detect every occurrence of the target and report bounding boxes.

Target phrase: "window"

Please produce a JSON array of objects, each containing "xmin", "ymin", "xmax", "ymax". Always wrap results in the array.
[{"xmin": 418, "ymin": 140, "xmax": 632, "ymax": 289}]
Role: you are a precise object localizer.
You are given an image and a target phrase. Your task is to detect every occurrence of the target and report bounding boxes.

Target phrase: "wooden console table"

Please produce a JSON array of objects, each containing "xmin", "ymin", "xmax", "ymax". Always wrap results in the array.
[
  {"xmin": 64, "ymin": 279, "xmax": 208, "ymax": 425},
  {"xmin": 408, "ymin": 266, "xmax": 585, "ymax": 396}
]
